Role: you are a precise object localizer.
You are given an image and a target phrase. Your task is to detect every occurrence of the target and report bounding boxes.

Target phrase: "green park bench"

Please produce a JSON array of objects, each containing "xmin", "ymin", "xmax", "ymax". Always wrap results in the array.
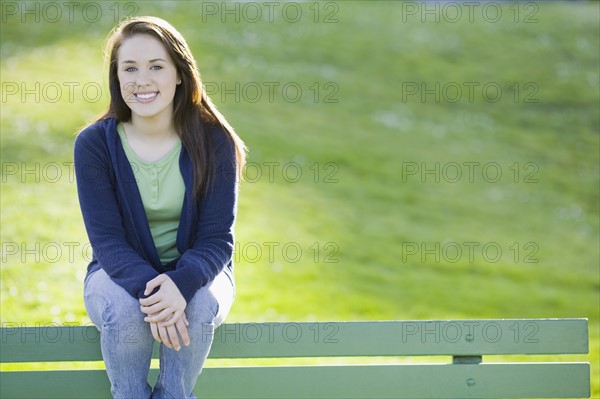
[{"xmin": 0, "ymin": 319, "xmax": 590, "ymax": 398}]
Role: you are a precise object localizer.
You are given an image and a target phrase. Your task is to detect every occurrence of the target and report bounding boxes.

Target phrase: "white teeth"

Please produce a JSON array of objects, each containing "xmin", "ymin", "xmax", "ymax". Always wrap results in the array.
[{"xmin": 136, "ymin": 92, "xmax": 157, "ymax": 99}]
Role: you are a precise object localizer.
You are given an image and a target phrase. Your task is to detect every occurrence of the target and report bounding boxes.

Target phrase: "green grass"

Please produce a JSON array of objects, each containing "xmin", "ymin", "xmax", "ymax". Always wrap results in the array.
[{"xmin": 1, "ymin": 1, "xmax": 598, "ymax": 397}]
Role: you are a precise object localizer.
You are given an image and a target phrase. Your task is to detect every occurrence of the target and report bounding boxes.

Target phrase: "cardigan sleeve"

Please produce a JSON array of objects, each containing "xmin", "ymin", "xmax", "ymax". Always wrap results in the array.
[
  {"xmin": 166, "ymin": 130, "xmax": 238, "ymax": 303},
  {"xmin": 74, "ymin": 127, "xmax": 160, "ymax": 299}
]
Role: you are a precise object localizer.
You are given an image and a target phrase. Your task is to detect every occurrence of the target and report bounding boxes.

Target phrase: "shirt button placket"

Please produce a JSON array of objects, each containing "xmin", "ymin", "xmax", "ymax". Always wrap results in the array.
[{"xmin": 152, "ymin": 166, "xmax": 158, "ymax": 203}]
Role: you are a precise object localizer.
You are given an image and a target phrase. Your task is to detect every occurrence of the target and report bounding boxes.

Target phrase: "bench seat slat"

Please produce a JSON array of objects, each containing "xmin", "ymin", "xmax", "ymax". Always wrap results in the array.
[
  {"xmin": 0, "ymin": 319, "xmax": 588, "ymax": 363},
  {"xmin": 0, "ymin": 363, "xmax": 590, "ymax": 399}
]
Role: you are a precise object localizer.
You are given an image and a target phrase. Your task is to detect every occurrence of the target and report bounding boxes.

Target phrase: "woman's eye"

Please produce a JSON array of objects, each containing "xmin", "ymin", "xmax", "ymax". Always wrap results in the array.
[
  {"xmin": 124, "ymin": 67, "xmax": 137, "ymax": 72},
  {"xmin": 150, "ymin": 65, "xmax": 163, "ymax": 70}
]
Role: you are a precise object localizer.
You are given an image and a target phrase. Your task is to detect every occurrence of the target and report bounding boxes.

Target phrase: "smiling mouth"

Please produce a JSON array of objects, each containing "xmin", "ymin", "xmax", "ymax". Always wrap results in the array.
[{"xmin": 135, "ymin": 92, "xmax": 158, "ymax": 100}]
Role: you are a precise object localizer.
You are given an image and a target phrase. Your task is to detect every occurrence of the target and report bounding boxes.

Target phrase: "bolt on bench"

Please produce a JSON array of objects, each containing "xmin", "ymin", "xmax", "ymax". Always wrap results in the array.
[{"xmin": 0, "ymin": 318, "xmax": 590, "ymax": 398}]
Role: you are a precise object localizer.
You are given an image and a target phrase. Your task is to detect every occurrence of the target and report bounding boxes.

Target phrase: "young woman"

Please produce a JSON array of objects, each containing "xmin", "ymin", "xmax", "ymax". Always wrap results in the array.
[{"xmin": 74, "ymin": 16, "xmax": 245, "ymax": 398}]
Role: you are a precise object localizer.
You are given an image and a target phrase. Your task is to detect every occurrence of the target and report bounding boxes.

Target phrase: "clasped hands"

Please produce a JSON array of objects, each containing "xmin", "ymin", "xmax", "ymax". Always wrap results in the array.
[{"xmin": 139, "ymin": 274, "xmax": 189, "ymax": 351}]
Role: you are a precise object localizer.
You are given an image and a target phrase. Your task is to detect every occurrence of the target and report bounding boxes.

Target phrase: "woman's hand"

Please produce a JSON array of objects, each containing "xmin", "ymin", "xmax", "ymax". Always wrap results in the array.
[
  {"xmin": 149, "ymin": 312, "xmax": 190, "ymax": 351},
  {"xmin": 139, "ymin": 274, "xmax": 186, "ymax": 325}
]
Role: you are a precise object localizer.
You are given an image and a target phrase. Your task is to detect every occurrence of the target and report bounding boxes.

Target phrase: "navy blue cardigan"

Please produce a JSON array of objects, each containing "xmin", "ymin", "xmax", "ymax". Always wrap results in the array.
[{"xmin": 74, "ymin": 117, "xmax": 237, "ymax": 303}]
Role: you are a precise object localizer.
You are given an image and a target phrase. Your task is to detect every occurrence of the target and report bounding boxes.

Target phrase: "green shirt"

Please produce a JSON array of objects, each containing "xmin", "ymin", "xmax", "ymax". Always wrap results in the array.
[{"xmin": 117, "ymin": 123, "xmax": 184, "ymax": 264}]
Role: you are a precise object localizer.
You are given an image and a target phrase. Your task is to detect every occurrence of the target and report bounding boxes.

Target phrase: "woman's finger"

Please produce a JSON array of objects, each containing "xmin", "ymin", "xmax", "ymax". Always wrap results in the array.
[
  {"xmin": 158, "ymin": 324, "xmax": 172, "ymax": 348},
  {"xmin": 166, "ymin": 324, "xmax": 180, "ymax": 351},
  {"xmin": 150, "ymin": 322, "xmax": 161, "ymax": 343},
  {"xmin": 176, "ymin": 316, "xmax": 190, "ymax": 347},
  {"xmin": 159, "ymin": 310, "xmax": 182, "ymax": 327},
  {"xmin": 140, "ymin": 302, "xmax": 167, "ymax": 316},
  {"xmin": 139, "ymin": 287, "xmax": 164, "ymax": 307},
  {"xmin": 144, "ymin": 308, "xmax": 172, "ymax": 323},
  {"xmin": 144, "ymin": 274, "xmax": 166, "ymax": 297}
]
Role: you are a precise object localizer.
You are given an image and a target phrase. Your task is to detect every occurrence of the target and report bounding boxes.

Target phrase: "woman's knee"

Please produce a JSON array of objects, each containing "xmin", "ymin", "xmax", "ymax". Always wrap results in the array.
[
  {"xmin": 186, "ymin": 286, "xmax": 219, "ymax": 325},
  {"xmin": 84, "ymin": 269, "xmax": 145, "ymax": 327},
  {"xmin": 186, "ymin": 272, "xmax": 234, "ymax": 327}
]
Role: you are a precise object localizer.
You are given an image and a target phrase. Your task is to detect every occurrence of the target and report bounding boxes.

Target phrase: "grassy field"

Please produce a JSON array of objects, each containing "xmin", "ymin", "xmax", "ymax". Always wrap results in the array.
[{"xmin": 1, "ymin": 1, "xmax": 598, "ymax": 397}]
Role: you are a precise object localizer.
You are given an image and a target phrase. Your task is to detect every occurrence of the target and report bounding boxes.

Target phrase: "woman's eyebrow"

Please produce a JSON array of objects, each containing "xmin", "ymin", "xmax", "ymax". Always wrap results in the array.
[{"xmin": 120, "ymin": 58, "xmax": 167, "ymax": 64}]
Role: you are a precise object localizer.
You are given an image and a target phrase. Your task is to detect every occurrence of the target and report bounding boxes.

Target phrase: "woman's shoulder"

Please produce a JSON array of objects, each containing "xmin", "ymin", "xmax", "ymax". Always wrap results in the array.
[
  {"xmin": 207, "ymin": 124, "xmax": 237, "ymax": 165},
  {"xmin": 77, "ymin": 117, "xmax": 118, "ymax": 138},
  {"xmin": 207, "ymin": 122, "xmax": 234, "ymax": 150},
  {"xmin": 205, "ymin": 120, "xmax": 224, "ymax": 138},
  {"xmin": 75, "ymin": 117, "xmax": 118, "ymax": 149}
]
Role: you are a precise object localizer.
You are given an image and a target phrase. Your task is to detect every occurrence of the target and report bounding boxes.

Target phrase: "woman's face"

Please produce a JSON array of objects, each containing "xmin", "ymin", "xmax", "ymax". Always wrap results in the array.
[{"xmin": 117, "ymin": 34, "xmax": 180, "ymax": 122}]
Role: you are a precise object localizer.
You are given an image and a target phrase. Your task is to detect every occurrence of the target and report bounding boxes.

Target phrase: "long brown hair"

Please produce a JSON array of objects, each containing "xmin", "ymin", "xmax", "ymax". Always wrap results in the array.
[{"xmin": 99, "ymin": 16, "xmax": 245, "ymax": 198}]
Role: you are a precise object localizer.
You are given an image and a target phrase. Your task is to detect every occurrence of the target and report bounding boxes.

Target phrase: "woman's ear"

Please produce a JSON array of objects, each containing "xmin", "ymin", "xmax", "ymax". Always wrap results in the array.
[{"xmin": 177, "ymin": 76, "xmax": 182, "ymax": 85}]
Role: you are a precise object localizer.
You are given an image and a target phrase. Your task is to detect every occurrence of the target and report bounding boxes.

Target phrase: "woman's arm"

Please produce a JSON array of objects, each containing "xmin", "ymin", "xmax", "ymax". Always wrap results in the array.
[
  {"xmin": 74, "ymin": 127, "xmax": 160, "ymax": 299},
  {"xmin": 166, "ymin": 129, "xmax": 238, "ymax": 304},
  {"xmin": 139, "ymin": 127, "xmax": 238, "ymax": 345}
]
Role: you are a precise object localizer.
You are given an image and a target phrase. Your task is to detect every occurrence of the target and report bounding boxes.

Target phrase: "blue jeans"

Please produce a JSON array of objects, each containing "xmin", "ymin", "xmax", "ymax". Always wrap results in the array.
[{"xmin": 84, "ymin": 268, "xmax": 234, "ymax": 399}]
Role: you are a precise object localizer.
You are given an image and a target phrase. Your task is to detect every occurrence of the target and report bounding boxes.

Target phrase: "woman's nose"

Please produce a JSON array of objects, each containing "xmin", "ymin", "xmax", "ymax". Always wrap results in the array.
[{"xmin": 136, "ymin": 71, "xmax": 152, "ymax": 87}]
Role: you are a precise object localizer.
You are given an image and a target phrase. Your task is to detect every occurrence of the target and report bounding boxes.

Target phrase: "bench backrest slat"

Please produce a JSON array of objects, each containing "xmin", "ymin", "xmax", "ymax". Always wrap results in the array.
[{"xmin": 0, "ymin": 319, "xmax": 588, "ymax": 363}]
